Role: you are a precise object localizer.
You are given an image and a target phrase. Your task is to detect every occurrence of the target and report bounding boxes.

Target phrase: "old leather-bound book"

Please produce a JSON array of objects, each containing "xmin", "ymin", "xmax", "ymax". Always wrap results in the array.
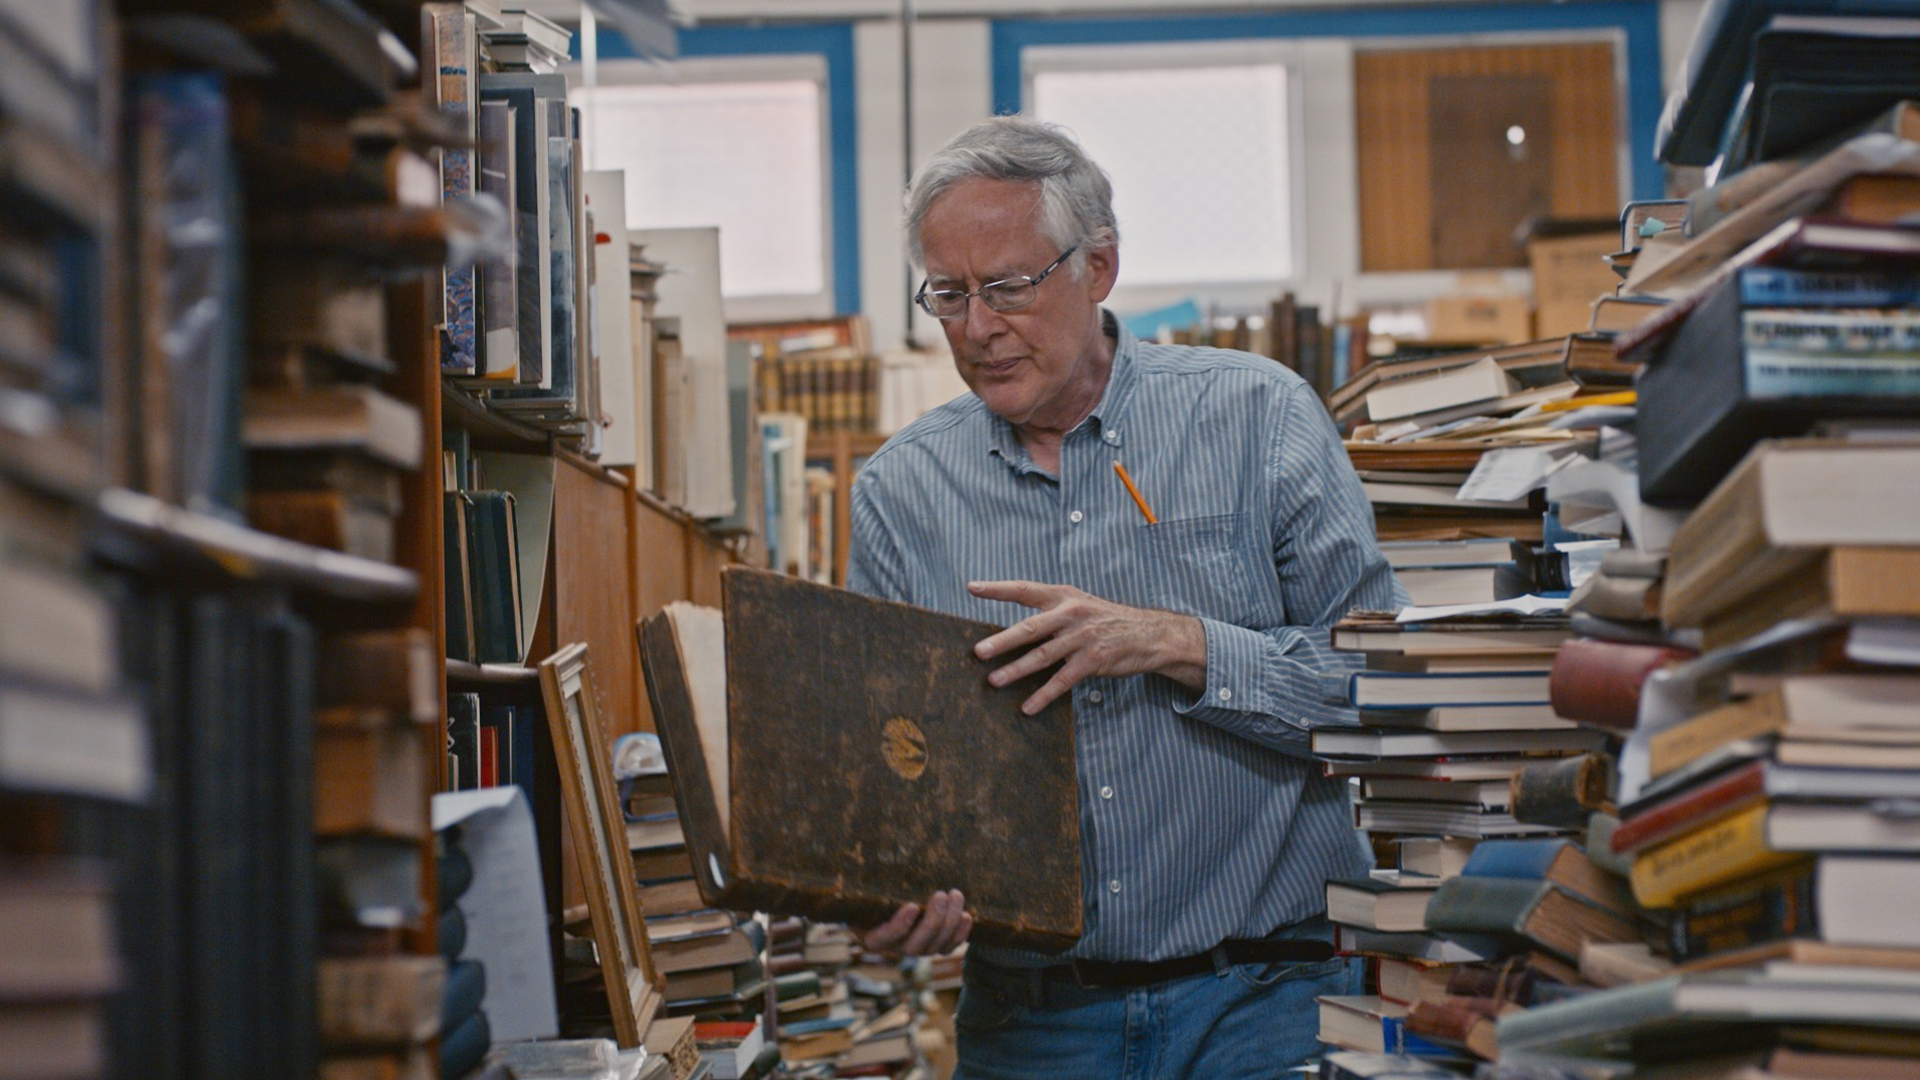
[{"xmin": 637, "ymin": 566, "xmax": 1082, "ymax": 953}]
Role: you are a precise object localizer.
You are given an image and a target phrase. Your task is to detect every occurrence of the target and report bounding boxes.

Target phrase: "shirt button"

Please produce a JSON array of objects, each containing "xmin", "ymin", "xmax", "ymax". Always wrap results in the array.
[
  {"xmin": 1103, "ymin": 430, "xmax": 1121, "ymax": 445},
  {"xmin": 1087, "ymin": 689, "xmax": 1104, "ymax": 704},
  {"xmin": 1108, "ymin": 880, "xmax": 1122, "ymax": 894},
  {"xmin": 1218, "ymin": 688, "xmax": 1233, "ymax": 702},
  {"xmin": 1100, "ymin": 785, "xmax": 1114, "ymax": 800},
  {"xmin": 1069, "ymin": 509, "xmax": 1084, "ymax": 524}
]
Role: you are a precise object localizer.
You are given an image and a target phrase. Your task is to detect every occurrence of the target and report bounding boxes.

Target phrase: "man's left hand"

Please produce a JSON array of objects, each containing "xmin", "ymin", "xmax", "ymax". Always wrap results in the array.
[{"xmin": 968, "ymin": 580, "xmax": 1207, "ymax": 715}]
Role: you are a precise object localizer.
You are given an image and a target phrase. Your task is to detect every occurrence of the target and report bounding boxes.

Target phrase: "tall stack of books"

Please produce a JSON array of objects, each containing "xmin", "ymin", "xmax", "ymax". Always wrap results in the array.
[{"xmin": 1491, "ymin": 3, "xmax": 1920, "ymax": 1073}]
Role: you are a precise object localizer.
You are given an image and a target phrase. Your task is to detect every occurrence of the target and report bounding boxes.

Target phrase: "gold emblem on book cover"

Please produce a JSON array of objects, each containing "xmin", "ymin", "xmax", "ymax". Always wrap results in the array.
[{"xmin": 882, "ymin": 717, "xmax": 929, "ymax": 780}]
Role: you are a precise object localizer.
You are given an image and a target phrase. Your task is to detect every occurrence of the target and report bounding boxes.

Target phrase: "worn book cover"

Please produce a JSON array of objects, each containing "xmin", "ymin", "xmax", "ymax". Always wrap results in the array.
[{"xmin": 638, "ymin": 566, "xmax": 1082, "ymax": 953}]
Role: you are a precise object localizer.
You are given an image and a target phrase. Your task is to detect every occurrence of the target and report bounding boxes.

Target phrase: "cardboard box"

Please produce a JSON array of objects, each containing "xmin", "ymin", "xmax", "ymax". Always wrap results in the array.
[
  {"xmin": 1426, "ymin": 291, "xmax": 1532, "ymax": 345},
  {"xmin": 1529, "ymin": 231, "xmax": 1618, "ymax": 338}
]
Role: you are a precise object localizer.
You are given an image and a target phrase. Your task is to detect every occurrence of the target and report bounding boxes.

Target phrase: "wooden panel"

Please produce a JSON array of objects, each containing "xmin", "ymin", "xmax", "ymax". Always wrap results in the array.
[
  {"xmin": 1429, "ymin": 73, "xmax": 1554, "ymax": 268},
  {"xmin": 1357, "ymin": 41, "xmax": 1620, "ymax": 272},
  {"xmin": 629, "ymin": 496, "xmax": 690, "ymax": 737},
  {"xmin": 554, "ymin": 456, "xmax": 641, "ymax": 741},
  {"xmin": 686, "ymin": 528, "xmax": 732, "ymax": 610}
]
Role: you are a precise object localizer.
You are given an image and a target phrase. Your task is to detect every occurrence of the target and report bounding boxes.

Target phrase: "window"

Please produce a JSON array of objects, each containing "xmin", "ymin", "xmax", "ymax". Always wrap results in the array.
[
  {"xmin": 1029, "ymin": 45, "xmax": 1296, "ymax": 290},
  {"xmin": 573, "ymin": 57, "xmax": 831, "ymax": 314}
]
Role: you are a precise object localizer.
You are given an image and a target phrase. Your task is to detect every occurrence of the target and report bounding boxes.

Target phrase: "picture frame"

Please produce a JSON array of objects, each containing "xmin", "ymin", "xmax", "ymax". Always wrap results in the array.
[{"xmin": 539, "ymin": 642, "xmax": 662, "ymax": 1046}]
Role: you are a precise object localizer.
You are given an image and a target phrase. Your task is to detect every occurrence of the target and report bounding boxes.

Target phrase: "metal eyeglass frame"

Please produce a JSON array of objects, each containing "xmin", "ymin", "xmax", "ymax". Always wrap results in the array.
[{"xmin": 914, "ymin": 245, "xmax": 1079, "ymax": 320}]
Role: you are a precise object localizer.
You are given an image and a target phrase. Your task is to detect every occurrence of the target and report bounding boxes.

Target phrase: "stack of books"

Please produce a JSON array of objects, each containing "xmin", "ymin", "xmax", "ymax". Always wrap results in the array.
[{"xmin": 1488, "ymin": 4, "xmax": 1920, "ymax": 1073}]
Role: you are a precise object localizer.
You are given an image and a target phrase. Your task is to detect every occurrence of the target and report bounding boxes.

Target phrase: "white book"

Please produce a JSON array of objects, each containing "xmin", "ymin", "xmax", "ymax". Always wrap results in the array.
[{"xmin": 1365, "ymin": 357, "xmax": 1517, "ymax": 422}]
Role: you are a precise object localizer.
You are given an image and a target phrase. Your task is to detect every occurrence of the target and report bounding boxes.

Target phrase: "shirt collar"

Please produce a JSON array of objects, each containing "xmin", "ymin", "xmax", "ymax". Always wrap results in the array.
[{"xmin": 985, "ymin": 309, "xmax": 1138, "ymax": 467}]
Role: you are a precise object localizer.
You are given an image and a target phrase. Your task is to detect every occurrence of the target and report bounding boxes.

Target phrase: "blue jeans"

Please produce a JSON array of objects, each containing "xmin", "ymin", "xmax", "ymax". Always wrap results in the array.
[{"xmin": 955, "ymin": 938, "xmax": 1362, "ymax": 1079}]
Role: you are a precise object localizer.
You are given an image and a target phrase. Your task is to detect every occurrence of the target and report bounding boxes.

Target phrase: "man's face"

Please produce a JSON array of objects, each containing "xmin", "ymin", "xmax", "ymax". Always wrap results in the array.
[{"xmin": 918, "ymin": 177, "xmax": 1117, "ymax": 430}]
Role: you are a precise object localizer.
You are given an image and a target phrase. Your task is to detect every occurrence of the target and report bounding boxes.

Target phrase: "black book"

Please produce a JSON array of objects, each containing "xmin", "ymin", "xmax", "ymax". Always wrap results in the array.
[
  {"xmin": 447, "ymin": 692, "xmax": 481, "ymax": 791},
  {"xmin": 443, "ymin": 491, "xmax": 476, "ymax": 664},
  {"xmin": 464, "ymin": 490, "xmax": 522, "ymax": 664},
  {"xmin": 1636, "ymin": 265, "xmax": 1920, "ymax": 505}
]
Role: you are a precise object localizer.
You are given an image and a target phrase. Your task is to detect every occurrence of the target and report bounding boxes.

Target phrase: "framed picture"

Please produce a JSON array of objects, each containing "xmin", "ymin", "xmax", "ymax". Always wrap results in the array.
[{"xmin": 539, "ymin": 642, "xmax": 662, "ymax": 1046}]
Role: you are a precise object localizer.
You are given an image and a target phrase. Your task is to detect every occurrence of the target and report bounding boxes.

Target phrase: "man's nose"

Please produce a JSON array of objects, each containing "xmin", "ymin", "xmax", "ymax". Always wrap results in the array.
[{"xmin": 961, "ymin": 294, "xmax": 1008, "ymax": 343}]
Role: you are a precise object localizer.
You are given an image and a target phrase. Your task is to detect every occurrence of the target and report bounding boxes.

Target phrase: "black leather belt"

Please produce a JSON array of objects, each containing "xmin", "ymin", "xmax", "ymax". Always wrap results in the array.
[{"xmin": 1047, "ymin": 937, "xmax": 1338, "ymax": 990}]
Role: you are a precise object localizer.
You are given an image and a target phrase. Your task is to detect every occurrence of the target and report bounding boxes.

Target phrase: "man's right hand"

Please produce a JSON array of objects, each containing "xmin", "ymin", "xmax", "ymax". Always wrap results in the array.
[{"xmin": 855, "ymin": 889, "xmax": 973, "ymax": 957}]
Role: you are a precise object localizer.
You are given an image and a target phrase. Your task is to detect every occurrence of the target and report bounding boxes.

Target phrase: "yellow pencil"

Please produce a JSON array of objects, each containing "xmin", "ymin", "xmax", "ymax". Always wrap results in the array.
[{"xmin": 1112, "ymin": 460, "xmax": 1158, "ymax": 524}]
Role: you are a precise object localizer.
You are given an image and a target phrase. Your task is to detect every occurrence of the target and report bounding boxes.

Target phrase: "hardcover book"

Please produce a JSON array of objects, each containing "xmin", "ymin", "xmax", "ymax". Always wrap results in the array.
[{"xmin": 638, "ymin": 567, "xmax": 1083, "ymax": 952}]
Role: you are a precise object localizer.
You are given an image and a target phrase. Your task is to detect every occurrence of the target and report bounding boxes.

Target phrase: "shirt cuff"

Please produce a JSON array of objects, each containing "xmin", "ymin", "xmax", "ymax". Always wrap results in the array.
[{"xmin": 1173, "ymin": 618, "xmax": 1271, "ymax": 719}]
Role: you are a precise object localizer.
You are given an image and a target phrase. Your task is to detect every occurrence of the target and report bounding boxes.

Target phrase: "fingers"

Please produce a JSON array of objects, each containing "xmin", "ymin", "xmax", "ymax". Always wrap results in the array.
[
  {"xmin": 857, "ymin": 902, "xmax": 923, "ymax": 954},
  {"xmin": 968, "ymin": 580, "xmax": 1069, "ymax": 610},
  {"xmin": 1021, "ymin": 657, "xmax": 1091, "ymax": 716},
  {"xmin": 899, "ymin": 890, "xmax": 967, "ymax": 956},
  {"xmin": 934, "ymin": 909, "xmax": 974, "ymax": 954}
]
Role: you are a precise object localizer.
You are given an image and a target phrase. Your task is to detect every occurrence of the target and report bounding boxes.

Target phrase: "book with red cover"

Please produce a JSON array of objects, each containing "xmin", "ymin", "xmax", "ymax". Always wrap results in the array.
[
  {"xmin": 1548, "ymin": 639, "xmax": 1695, "ymax": 732},
  {"xmin": 1614, "ymin": 757, "xmax": 1920, "ymax": 855}
]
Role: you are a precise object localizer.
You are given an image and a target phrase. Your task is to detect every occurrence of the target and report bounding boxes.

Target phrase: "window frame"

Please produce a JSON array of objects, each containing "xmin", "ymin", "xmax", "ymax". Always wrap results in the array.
[
  {"xmin": 1024, "ymin": 38, "xmax": 1309, "ymax": 308},
  {"xmin": 570, "ymin": 53, "xmax": 837, "ymax": 321}
]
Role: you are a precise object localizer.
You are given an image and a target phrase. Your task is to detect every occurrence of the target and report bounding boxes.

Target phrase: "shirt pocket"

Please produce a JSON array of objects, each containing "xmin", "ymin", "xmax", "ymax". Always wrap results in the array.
[{"xmin": 1138, "ymin": 512, "xmax": 1271, "ymax": 624}]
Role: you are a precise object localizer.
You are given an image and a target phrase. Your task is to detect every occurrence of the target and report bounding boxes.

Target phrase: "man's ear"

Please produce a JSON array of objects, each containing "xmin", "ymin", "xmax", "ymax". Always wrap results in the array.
[{"xmin": 1083, "ymin": 244, "xmax": 1119, "ymax": 304}]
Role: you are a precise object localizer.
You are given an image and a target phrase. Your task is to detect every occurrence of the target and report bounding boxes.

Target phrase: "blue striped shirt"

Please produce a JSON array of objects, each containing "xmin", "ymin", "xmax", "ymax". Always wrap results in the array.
[{"xmin": 846, "ymin": 315, "xmax": 1401, "ymax": 964}]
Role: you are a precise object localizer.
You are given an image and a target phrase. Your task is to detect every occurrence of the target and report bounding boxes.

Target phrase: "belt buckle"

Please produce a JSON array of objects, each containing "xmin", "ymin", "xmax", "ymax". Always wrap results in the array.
[{"xmin": 1067, "ymin": 958, "xmax": 1105, "ymax": 989}]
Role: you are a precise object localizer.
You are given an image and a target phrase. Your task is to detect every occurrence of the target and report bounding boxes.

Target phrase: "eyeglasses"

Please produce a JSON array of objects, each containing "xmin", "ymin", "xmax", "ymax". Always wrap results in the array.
[{"xmin": 915, "ymin": 246, "xmax": 1078, "ymax": 320}]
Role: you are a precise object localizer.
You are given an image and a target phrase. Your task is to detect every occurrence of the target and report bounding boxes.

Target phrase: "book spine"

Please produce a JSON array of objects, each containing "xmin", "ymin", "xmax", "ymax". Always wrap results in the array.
[
  {"xmin": 1548, "ymin": 639, "xmax": 1690, "ymax": 732},
  {"xmin": 1738, "ymin": 267, "xmax": 1920, "ymax": 308},
  {"xmin": 1647, "ymin": 695, "xmax": 1785, "ymax": 779},
  {"xmin": 1509, "ymin": 755, "xmax": 1610, "ymax": 829},
  {"xmin": 1611, "ymin": 761, "xmax": 1766, "ymax": 855},
  {"xmin": 1667, "ymin": 861, "xmax": 1819, "ymax": 963},
  {"xmin": 1630, "ymin": 802, "xmax": 1803, "ymax": 909}
]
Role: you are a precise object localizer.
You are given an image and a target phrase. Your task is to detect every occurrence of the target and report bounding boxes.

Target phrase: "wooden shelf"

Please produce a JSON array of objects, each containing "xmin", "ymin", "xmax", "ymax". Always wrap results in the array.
[
  {"xmin": 446, "ymin": 658, "xmax": 539, "ymax": 687},
  {"xmin": 92, "ymin": 487, "xmax": 419, "ymax": 604},
  {"xmin": 441, "ymin": 379, "xmax": 557, "ymax": 454}
]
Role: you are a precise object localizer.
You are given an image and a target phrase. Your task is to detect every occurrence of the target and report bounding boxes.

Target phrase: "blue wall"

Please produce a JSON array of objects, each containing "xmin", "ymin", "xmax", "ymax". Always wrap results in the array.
[
  {"xmin": 992, "ymin": 1, "xmax": 1666, "ymax": 202},
  {"xmin": 591, "ymin": 24, "xmax": 862, "ymax": 316}
]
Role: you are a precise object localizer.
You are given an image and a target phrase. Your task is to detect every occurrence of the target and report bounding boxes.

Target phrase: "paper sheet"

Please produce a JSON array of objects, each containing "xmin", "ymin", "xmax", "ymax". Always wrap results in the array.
[{"xmin": 432, "ymin": 787, "xmax": 559, "ymax": 1043}]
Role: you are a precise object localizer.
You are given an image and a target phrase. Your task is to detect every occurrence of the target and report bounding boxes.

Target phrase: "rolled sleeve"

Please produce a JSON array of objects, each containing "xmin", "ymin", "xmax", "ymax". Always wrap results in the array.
[{"xmin": 1173, "ymin": 384, "xmax": 1401, "ymax": 754}]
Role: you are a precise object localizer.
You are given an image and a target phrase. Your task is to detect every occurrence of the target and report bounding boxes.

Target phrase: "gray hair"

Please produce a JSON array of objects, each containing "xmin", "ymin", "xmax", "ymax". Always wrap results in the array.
[{"xmin": 904, "ymin": 115, "xmax": 1118, "ymax": 279}]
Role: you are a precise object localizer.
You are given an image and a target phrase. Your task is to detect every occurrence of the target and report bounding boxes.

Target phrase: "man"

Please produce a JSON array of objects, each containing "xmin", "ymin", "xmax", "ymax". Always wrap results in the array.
[{"xmin": 845, "ymin": 116, "xmax": 1401, "ymax": 1078}]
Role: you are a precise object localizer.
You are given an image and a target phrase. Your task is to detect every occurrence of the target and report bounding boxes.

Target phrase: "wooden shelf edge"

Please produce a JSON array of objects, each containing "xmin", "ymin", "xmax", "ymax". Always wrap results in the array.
[
  {"xmin": 441, "ymin": 378, "xmax": 557, "ymax": 453},
  {"xmin": 93, "ymin": 488, "xmax": 419, "ymax": 603},
  {"xmin": 446, "ymin": 658, "xmax": 539, "ymax": 686}
]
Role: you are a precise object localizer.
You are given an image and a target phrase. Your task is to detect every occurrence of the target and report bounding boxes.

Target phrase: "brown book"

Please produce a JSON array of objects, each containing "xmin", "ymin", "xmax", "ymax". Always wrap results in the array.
[
  {"xmin": 317, "ymin": 629, "xmax": 438, "ymax": 725},
  {"xmin": 1560, "ymin": 332, "xmax": 1639, "ymax": 388},
  {"xmin": 317, "ymin": 1048, "xmax": 433, "ymax": 1080},
  {"xmin": 643, "ymin": 1015, "xmax": 698, "ymax": 1080},
  {"xmin": 1824, "ymin": 172, "xmax": 1920, "ymax": 224},
  {"xmin": 637, "ymin": 566, "xmax": 1082, "ymax": 952},
  {"xmin": 0, "ymin": 1002, "xmax": 105, "ymax": 1080},
  {"xmin": 1649, "ymin": 674, "xmax": 1920, "ymax": 778},
  {"xmin": 1404, "ymin": 995, "xmax": 1503, "ymax": 1059},
  {"xmin": 636, "ymin": 877, "xmax": 704, "ymax": 917},
  {"xmin": 250, "ymin": 452, "xmax": 405, "ymax": 516},
  {"xmin": 1662, "ymin": 439, "xmax": 1920, "ymax": 628},
  {"xmin": 248, "ymin": 489, "xmax": 395, "ymax": 561},
  {"xmin": 315, "ymin": 722, "xmax": 430, "ymax": 839},
  {"xmin": 244, "ymin": 385, "xmax": 424, "ymax": 470},
  {"xmin": 0, "ymin": 860, "xmax": 118, "ymax": 1000},
  {"xmin": 631, "ymin": 845, "xmax": 695, "ymax": 884},
  {"xmin": 1567, "ymin": 569, "xmax": 1662, "ymax": 623},
  {"xmin": 1548, "ymin": 638, "xmax": 1695, "ymax": 732},
  {"xmin": 1699, "ymin": 547, "xmax": 1920, "ymax": 650},
  {"xmin": 317, "ymin": 955, "xmax": 446, "ymax": 1047},
  {"xmin": 652, "ymin": 927, "xmax": 757, "ymax": 975},
  {"xmin": 1509, "ymin": 753, "xmax": 1612, "ymax": 830},
  {"xmin": 248, "ymin": 262, "xmax": 390, "ymax": 376}
]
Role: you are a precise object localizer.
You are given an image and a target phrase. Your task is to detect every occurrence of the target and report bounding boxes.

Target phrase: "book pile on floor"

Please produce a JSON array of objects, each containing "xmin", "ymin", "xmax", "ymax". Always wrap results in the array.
[{"xmin": 1311, "ymin": 7, "xmax": 1920, "ymax": 1077}]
